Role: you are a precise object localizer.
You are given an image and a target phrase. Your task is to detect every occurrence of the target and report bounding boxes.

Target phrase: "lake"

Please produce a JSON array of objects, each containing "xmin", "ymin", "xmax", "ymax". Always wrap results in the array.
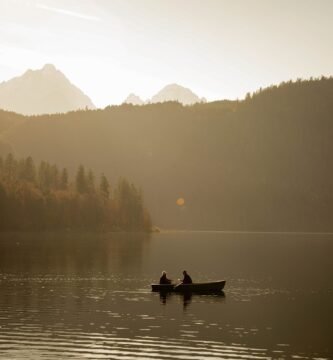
[{"xmin": 0, "ymin": 231, "xmax": 332, "ymax": 359}]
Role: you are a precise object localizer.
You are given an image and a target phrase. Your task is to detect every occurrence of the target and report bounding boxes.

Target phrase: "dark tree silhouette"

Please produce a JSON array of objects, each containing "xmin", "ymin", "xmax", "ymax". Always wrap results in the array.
[{"xmin": 0, "ymin": 154, "xmax": 152, "ymax": 232}]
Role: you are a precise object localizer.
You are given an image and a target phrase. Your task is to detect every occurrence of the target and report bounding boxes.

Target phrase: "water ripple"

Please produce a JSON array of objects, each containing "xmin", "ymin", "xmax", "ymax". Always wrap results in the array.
[{"xmin": 0, "ymin": 329, "xmax": 276, "ymax": 360}]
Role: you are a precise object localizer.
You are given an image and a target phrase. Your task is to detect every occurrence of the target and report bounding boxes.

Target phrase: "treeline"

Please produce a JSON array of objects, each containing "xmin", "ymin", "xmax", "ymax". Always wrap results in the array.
[
  {"xmin": 244, "ymin": 76, "xmax": 333, "ymax": 103},
  {"xmin": 0, "ymin": 154, "xmax": 152, "ymax": 231}
]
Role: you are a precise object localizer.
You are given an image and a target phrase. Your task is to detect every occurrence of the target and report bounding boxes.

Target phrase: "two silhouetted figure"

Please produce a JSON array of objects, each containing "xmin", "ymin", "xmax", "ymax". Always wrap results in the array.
[{"xmin": 159, "ymin": 270, "xmax": 192, "ymax": 284}]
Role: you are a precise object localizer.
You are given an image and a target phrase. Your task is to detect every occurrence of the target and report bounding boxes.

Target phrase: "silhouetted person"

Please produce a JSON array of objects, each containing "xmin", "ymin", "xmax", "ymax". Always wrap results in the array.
[
  {"xmin": 181, "ymin": 270, "xmax": 192, "ymax": 284},
  {"xmin": 159, "ymin": 271, "xmax": 172, "ymax": 284}
]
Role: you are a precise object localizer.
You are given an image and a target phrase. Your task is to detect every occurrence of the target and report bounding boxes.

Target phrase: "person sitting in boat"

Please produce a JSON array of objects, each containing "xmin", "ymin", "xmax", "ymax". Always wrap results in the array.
[
  {"xmin": 181, "ymin": 270, "xmax": 193, "ymax": 284},
  {"xmin": 159, "ymin": 271, "xmax": 172, "ymax": 284}
]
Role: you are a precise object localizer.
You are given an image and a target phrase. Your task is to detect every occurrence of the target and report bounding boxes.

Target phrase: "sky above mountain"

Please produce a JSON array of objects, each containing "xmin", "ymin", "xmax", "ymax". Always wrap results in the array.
[{"xmin": 1, "ymin": 0, "xmax": 333, "ymax": 107}]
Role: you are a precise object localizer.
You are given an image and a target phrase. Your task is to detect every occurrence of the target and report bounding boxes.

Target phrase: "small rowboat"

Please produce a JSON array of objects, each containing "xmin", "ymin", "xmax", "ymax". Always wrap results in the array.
[{"xmin": 151, "ymin": 280, "xmax": 226, "ymax": 293}]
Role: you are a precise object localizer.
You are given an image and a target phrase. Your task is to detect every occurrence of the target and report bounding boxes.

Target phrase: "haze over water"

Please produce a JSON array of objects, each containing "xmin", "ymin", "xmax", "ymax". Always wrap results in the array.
[{"xmin": 0, "ymin": 231, "xmax": 332, "ymax": 359}]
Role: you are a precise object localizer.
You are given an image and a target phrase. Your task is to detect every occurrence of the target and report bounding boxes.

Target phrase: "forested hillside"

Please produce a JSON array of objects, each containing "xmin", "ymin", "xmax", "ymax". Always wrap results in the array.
[
  {"xmin": 0, "ymin": 154, "xmax": 151, "ymax": 232},
  {"xmin": 1, "ymin": 77, "xmax": 333, "ymax": 231}
]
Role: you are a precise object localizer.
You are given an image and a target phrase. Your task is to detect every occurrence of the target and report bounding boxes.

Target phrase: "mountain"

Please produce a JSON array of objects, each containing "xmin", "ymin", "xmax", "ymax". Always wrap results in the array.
[
  {"xmin": 123, "ymin": 84, "xmax": 204, "ymax": 105},
  {"xmin": 123, "ymin": 93, "xmax": 144, "ymax": 105},
  {"xmin": 0, "ymin": 64, "xmax": 95, "ymax": 115},
  {"xmin": 2, "ymin": 77, "xmax": 333, "ymax": 232},
  {"xmin": 150, "ymin": 83, "xmax": 205, "ymax": 105}
]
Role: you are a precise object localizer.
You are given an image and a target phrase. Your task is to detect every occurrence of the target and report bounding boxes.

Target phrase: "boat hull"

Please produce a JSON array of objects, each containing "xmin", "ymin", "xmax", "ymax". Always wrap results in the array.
[
  {"xmin": 151, "ymin": 284, "xmax": 175, "ymax": 292},
  {"xmin": 151, "ymin": 280, "xmax": 226, "ymax": 293},
  {"xmin": 174, "ymin": 280, "xmax": 226, "ymax": 293}
]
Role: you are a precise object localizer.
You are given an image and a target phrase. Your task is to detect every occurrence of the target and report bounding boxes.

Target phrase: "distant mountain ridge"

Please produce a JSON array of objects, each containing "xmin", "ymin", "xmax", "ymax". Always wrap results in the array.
[
  {"xmin": 123, "ymin": 93, "xmax": 144, "ymax": 105},
  {"xmin": 0, "ymin": 64, "xmax": 95, "ymax": 115},
  {"xmin": 151, "ymin": 83, "xmax": 206, "ymax": 105},
  {"xmin": 123, "ymin": 83, "xmax": 206, "ymax": 105},
  {"xmin": 0, "ymin": 65, "xmax": 205, "ymax": 112}
]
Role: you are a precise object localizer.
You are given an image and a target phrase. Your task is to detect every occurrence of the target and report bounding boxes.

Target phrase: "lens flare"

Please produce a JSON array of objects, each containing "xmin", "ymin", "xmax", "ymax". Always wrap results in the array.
[{"xmin": 176, "ymin": 198, "xmax": 185, "ymax": 206}]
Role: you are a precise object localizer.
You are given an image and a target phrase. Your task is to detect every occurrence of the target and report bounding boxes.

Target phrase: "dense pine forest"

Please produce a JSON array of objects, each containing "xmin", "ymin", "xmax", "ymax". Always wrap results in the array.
[
  {"xmin": 1, "ymin": 77, "xmax": 333, "ymax": 231},
  {"xmin": 0, "ymin": 154, "xmax": 152, "ymax": 232}
]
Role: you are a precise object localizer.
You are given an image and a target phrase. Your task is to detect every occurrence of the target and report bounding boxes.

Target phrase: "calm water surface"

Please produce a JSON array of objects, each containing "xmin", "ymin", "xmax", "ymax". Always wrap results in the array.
[{"xmin": 0, "ymin": 231, "xmax": 332, "ymax": 359}]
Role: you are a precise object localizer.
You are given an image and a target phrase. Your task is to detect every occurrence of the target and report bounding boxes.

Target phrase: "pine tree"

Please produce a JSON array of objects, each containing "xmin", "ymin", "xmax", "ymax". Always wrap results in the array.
[
  {"xmin": 23, "ymin": 156, "xmax": 36, "ymax": 183},
  {"xmin": 38, "ymin": 161, "xmax": 51, "ymax": 192},
  {"xmin": 100, "ymin": 174, "xmax": 110, "ymax": 198},
  {"xmin": 76, "ymin": 165, "xmax": 86, "ymax": 194},
  {"xmin": 4, "ymin": 153, "xmax": 16, "ymax": 182},
  {"xmin": 86, "ymin": 169, "xmax": 95, "ymax": 193},
  {"xmin": 50, "ymin": 164, "xmax": 59, "ymax": 189},
  {"xmin": 60, "ymin": 168, "xmax": 68, "ymax": 190}
]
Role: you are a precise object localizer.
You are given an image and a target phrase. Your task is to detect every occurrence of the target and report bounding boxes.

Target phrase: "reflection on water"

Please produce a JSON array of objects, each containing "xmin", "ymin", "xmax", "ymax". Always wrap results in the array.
[
  {"xmin": 0, "ymin": 231, "xmax": 332, "ymax": 359},
  {"xmin": 159, "ymin": 291, "xmax": 226, "ymax": 311}
]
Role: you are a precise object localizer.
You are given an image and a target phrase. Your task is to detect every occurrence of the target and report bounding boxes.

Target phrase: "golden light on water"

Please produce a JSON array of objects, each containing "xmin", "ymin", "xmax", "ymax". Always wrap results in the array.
[{"xmin": 176, "ymin": 198, "xmax": 185, "ymax": 206}]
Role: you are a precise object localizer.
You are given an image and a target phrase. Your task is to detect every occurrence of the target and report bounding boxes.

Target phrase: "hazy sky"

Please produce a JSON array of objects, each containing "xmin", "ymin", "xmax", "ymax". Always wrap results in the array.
[{"xmin": 1, "ymin": 0, "xmax": 332, "ymax": 107}]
